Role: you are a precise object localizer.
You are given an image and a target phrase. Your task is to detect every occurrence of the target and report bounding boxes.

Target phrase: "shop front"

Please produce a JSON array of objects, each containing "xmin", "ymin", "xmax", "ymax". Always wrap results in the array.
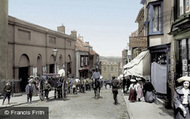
[{"xmin": 148, "ymin": 43, "xmax": 171, "ymax": 108}]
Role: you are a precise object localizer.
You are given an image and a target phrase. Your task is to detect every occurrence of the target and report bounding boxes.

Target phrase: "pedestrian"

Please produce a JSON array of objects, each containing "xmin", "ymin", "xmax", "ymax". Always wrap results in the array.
[
  {"xmin": 128, "ymin": 79, "xmax": 137, "ymax": 102},
  {"xmin": 91, "ymin": 68, "xmax": 101, "ymax": 99},
  {"xmin": 25, "ymin": 79, "xmax": 33, "ymax": 103},
  {"xmin": 112, "ymin": 76, "xmax": 120, "ymax": 105},
  {"xmin": 43, "ymin": 80, "xmax": 51, "ymax": 101},
  {"xmin": 57, "ymin": 79, "xmax": 62, "ymax": 98},
  {"xmin": 2, "ymin": 82, "xmax": 12, "ymax": 105},
  {"xmin": 143, "ymin": 80, "xmax": 155, "ymax": 103},
  {"xmin": 123, "ymin": 76, "xmax": 126, "ymax": 93},
  {"xmin": 80, "ymin": 78, "xmax": 85, "ymax": 93},
  {"xmin": 72, "ymin": 78, "xmax": 77, "ymax": 94},
  {"xmin": 174, "ymin": 76, "xmax": 190, "ymax": 119},
  {"xmin": 135, "ymin": 78, "xmax": 144, "ymax": 101},
  {"xmin": 126, "ymin": 76, "xmax": 131, "ymax": 93},
  {"xmin": 69, "ymin": 76, "xmax": 74, "ymax": 94}
]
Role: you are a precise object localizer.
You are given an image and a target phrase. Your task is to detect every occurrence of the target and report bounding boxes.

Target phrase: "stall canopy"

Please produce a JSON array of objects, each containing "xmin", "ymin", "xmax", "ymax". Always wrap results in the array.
[{"xmin": 123, "ymin": 50, "xmax": 150, "ymax": 78}]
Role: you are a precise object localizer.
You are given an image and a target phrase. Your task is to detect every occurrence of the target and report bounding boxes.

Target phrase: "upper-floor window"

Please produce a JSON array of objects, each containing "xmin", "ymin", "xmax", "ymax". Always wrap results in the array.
[
  {"xmin": 85, "ymin": 56, "xmax": 88, "ymax": 66},
  {"xmin": 49, "ymin": 36, "xmax": 56, "ymax": 44},
  {"xmin": 80, "ymin": 56, "xmax": 84, "ymax": 67},
  {"xmin": 80, "ymin": 55, "xmax": 89, "ymax": 67},
  {"xmin": 147, "ymin": 1, "xmax": 163, "ymax": 35},
  {"xmin": 179, "ymin": 0, "xmax": 190, "ymax": 16},
  {"xmin": 111, "ymin": 66, "xmax": 114, "ymax": 72}
]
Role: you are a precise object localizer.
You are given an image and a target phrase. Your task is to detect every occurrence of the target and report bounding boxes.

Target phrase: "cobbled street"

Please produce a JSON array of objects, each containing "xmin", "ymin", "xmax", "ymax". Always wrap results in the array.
[{"xmin": 18, "ymin": 88, "xmax": 129, "ymax": 119}]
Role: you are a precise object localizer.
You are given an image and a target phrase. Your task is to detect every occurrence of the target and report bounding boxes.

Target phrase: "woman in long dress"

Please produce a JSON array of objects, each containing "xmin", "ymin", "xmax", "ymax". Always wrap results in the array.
[
  {"xmin": 143, "ymin": 80, "xmax": 155, "ymax": 103},
  {"xmin": 174, "ymin": 76, "xmax": 190, "ymax": 119},
  {"xmin": 136, "ymin": 79, "xmax": 143, "ymax": 101},
  {"xmin": 128, "ymin": 79, "xmax": 137, "ymax": 102}
]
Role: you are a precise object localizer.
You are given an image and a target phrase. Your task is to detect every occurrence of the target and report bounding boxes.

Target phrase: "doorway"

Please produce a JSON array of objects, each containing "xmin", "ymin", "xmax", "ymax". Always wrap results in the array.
[
  {"xmin": 19, "ymin": 67, "xmax": 29, "ymax": 92},
  {"xmin": 49, "ymin": 64, "xmax": 54, "ymax": 73}
]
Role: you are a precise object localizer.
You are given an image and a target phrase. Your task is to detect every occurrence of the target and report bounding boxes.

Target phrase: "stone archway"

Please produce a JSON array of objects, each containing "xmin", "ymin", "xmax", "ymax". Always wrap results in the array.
[
  {"xmin": 19, "ymin": 54, "xmax": 30, "ymax": 92},
  {"xmin": 49, "ymin": 55, "xmax": 54, "ymax": 73},
  {"xmin": 37, "ymin": 54, "xmax": 42, "ymax": 76}
]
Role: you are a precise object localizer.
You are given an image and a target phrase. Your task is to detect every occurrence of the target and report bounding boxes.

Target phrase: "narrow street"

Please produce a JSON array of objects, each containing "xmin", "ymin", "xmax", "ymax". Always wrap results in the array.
[{"xmin": 18, "ymin": 88, "xmax": 129, "ymax": 119}]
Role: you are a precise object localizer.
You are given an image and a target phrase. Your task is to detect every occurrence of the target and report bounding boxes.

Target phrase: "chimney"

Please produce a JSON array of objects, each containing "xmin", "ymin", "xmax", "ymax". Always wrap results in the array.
[
  {"xmin": 78, "ymin": 35, "xmax": 84, "ymax": 41},
  {"xmin": 70, "ymin": 30, "xmax": 77, "ymax": 38},
  {"xmin": 57, "ymin": 25, "xmax": 65, "ymax": 34},
  {"xmin": 85, "ymin": 42, "xmax": 89, "ymax": 45}
]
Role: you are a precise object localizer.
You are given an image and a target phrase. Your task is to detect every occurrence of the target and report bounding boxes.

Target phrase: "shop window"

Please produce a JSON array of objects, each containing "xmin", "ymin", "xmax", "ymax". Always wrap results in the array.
[
  {"xmin": 179, "ymin": 0, "xmax": 190, "ymax": 16},
  {"xmin": 179, "ymin": 38, "xmax": 190, "ymax": 76},
  {"xmin": 147, "ymin": 1, "xmax": 163, "ymax": 35}
]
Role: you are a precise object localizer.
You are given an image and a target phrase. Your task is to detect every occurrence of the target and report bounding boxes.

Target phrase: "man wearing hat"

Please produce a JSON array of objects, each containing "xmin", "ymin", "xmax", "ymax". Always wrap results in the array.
[
  {"xmin": 112, "ymin": 76, "xmax": 120, "ymax": 105},
  {"xmin": 2, "ymin": 82, "xmax": 12, "ymax": 105},
  {"xmin": 25, "ymin": 79, "xmax": 33, "ymax": 103},
  {"xmin": 174, "ymin": 76, "xmax": 190, "ymax": 119}
]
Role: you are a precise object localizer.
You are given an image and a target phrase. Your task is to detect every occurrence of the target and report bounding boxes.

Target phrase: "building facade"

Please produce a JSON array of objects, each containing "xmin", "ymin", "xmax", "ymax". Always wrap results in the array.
[
  {"xmin": 101, "ymin": 62, "xmax": 120, "ymax": 80},
  {"xmin": 122, "ymin": 49, "xmax": 127, "ymax": 67},
  {"xmin": 0, "ymin": 0, "xmax": 8, "ymax": 92},
  {"xmin": 169, "ymin": 0, "xmax": 190, "ymax": 106},
  {"xmin": 7, "ymin": 16, "xmax": 76, "ymax": 92},
  {"xmin": 75, "ymin": 36, "xmax": 99, "ymax": 79},
  {"xmin": 129, "ymin": 7, "xmax": 147, "ymax": 59},
  {"xmin": 141, "ymin": 0, "xmax": 174, "ymax": 108}
]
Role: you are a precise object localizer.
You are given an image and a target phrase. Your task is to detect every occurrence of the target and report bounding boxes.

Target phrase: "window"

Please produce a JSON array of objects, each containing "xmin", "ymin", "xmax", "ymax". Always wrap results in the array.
[
  {"xmin": 85, "ymin": 56, "xmax": 88, "ymax": 66},
  {"xmin": 49, "ymin": 36, "xmax": 56, "ymax": 44},
  {"xmin": 80, "ymin": 56, "xmax": 84, "ymax": 67},
  {"xmin": 111, "ymin": 66, "xmax": 114, "ymax": 72},
  {"xmin": 179, "ymin": 0, "xmax": 190, "ymax": 15},
  {"xmin": 153, "ymin": 5, "xmax": 161, "ymax": 32},
  {"xmin": 179, "ymin": 38, "xmax": 190, "ymax": 76},
  {"xmin": 147, "ymin": 1, "xmax": 163, "ymax": 35}
]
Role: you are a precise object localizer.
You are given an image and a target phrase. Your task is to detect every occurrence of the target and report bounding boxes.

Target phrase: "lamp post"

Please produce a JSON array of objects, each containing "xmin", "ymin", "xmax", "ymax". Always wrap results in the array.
[{"xmin": 53, "ymin": 48, "xmax": 58, "ymax": 74}]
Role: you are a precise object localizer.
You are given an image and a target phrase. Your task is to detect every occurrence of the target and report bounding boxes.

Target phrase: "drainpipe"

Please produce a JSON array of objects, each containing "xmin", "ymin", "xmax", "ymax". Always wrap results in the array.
[{"xmin": 165, "ymin": 47, "xmax": 172, "ymax": 109}]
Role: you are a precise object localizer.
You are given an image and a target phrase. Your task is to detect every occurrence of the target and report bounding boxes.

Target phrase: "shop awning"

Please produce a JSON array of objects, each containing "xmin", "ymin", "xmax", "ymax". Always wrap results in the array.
[{"xmin": 123, "ymin": 50, "xmax": 150, "ymax": 78}]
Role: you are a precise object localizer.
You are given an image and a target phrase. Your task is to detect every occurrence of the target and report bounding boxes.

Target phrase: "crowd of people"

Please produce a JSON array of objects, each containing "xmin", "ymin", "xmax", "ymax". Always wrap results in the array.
[{"xmin": 121, "ymin": 76, "xmax": 155, "ymax": 103}]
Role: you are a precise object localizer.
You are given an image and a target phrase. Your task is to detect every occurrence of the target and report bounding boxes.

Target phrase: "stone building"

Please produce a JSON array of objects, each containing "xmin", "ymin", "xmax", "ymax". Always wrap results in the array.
[
  {"xmin": 0, "ymin": 0, "xmax": 8, "ymax": 92},
  {"xmin": 75, "ymin": 36, "xmax": 99, "ymax": 78},
  {"xmin": 7, "ymin": 16, "xmax": 76, "ymax": 92},
  {"xmin": 101, "ymin": 62, "xmax": 120, "ymax": 80},
  {"xmin": 122, "ymin": 49, "xmax": 127, "ymax": 67}
]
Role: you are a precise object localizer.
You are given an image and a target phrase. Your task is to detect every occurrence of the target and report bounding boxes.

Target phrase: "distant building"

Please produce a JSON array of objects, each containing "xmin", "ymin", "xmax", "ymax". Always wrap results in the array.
[
  {"xmin": 101, "ymin": 62, "xmax": 120, "ymax": 80},
  {"xmin": 122, "ymin": 49, "xmax": 127, "ymax": 67}
]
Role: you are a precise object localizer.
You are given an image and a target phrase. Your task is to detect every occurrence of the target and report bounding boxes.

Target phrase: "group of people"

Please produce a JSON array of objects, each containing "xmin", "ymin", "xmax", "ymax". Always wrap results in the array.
[
  {"xmin": 125, "ymin": 77, "xmax": 155, "ymax": 103},
  {"xmin": 68, "ymin": 76, "xmax": 92, "ymax": 95},
  {"xmin": 2, "ymin": 76, "xmax": 52, "ymax": 105}
]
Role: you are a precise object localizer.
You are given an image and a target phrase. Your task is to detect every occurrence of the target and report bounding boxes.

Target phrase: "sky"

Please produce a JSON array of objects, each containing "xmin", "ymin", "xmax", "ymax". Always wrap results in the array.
[{"xmin": 9, "ymin": 0, "xmax": 143, "ymax": 57}]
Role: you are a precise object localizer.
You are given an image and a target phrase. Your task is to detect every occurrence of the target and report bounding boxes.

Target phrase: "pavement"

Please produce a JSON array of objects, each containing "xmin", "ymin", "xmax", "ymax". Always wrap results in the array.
[
  {"xmin": 0, "ymin": 91, "xmax": 55, "ymax": 108},
  {"xmin": 122, "ymin": 90, "xmax": 174, "ymax": 119},
  {"xmin": 0, "ymin": 90, "xmax": 174, "ymax": 119}
]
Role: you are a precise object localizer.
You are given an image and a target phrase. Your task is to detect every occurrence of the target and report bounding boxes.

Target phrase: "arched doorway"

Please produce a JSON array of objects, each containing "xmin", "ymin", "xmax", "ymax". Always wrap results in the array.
[
  {"xmin": 67, "ymin": 55, "xmax": 71, "ymax": 76},
  {"xmin": 49, "ymin": 55, "xmax": 54, "ymax": 73},
  {"xmin": 19, "ymin": 54, "xmax": 30, "ymax": 92},
  {"xmin": 37, "ymin": 55, "xmax": 42, "ymax": 76}
]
